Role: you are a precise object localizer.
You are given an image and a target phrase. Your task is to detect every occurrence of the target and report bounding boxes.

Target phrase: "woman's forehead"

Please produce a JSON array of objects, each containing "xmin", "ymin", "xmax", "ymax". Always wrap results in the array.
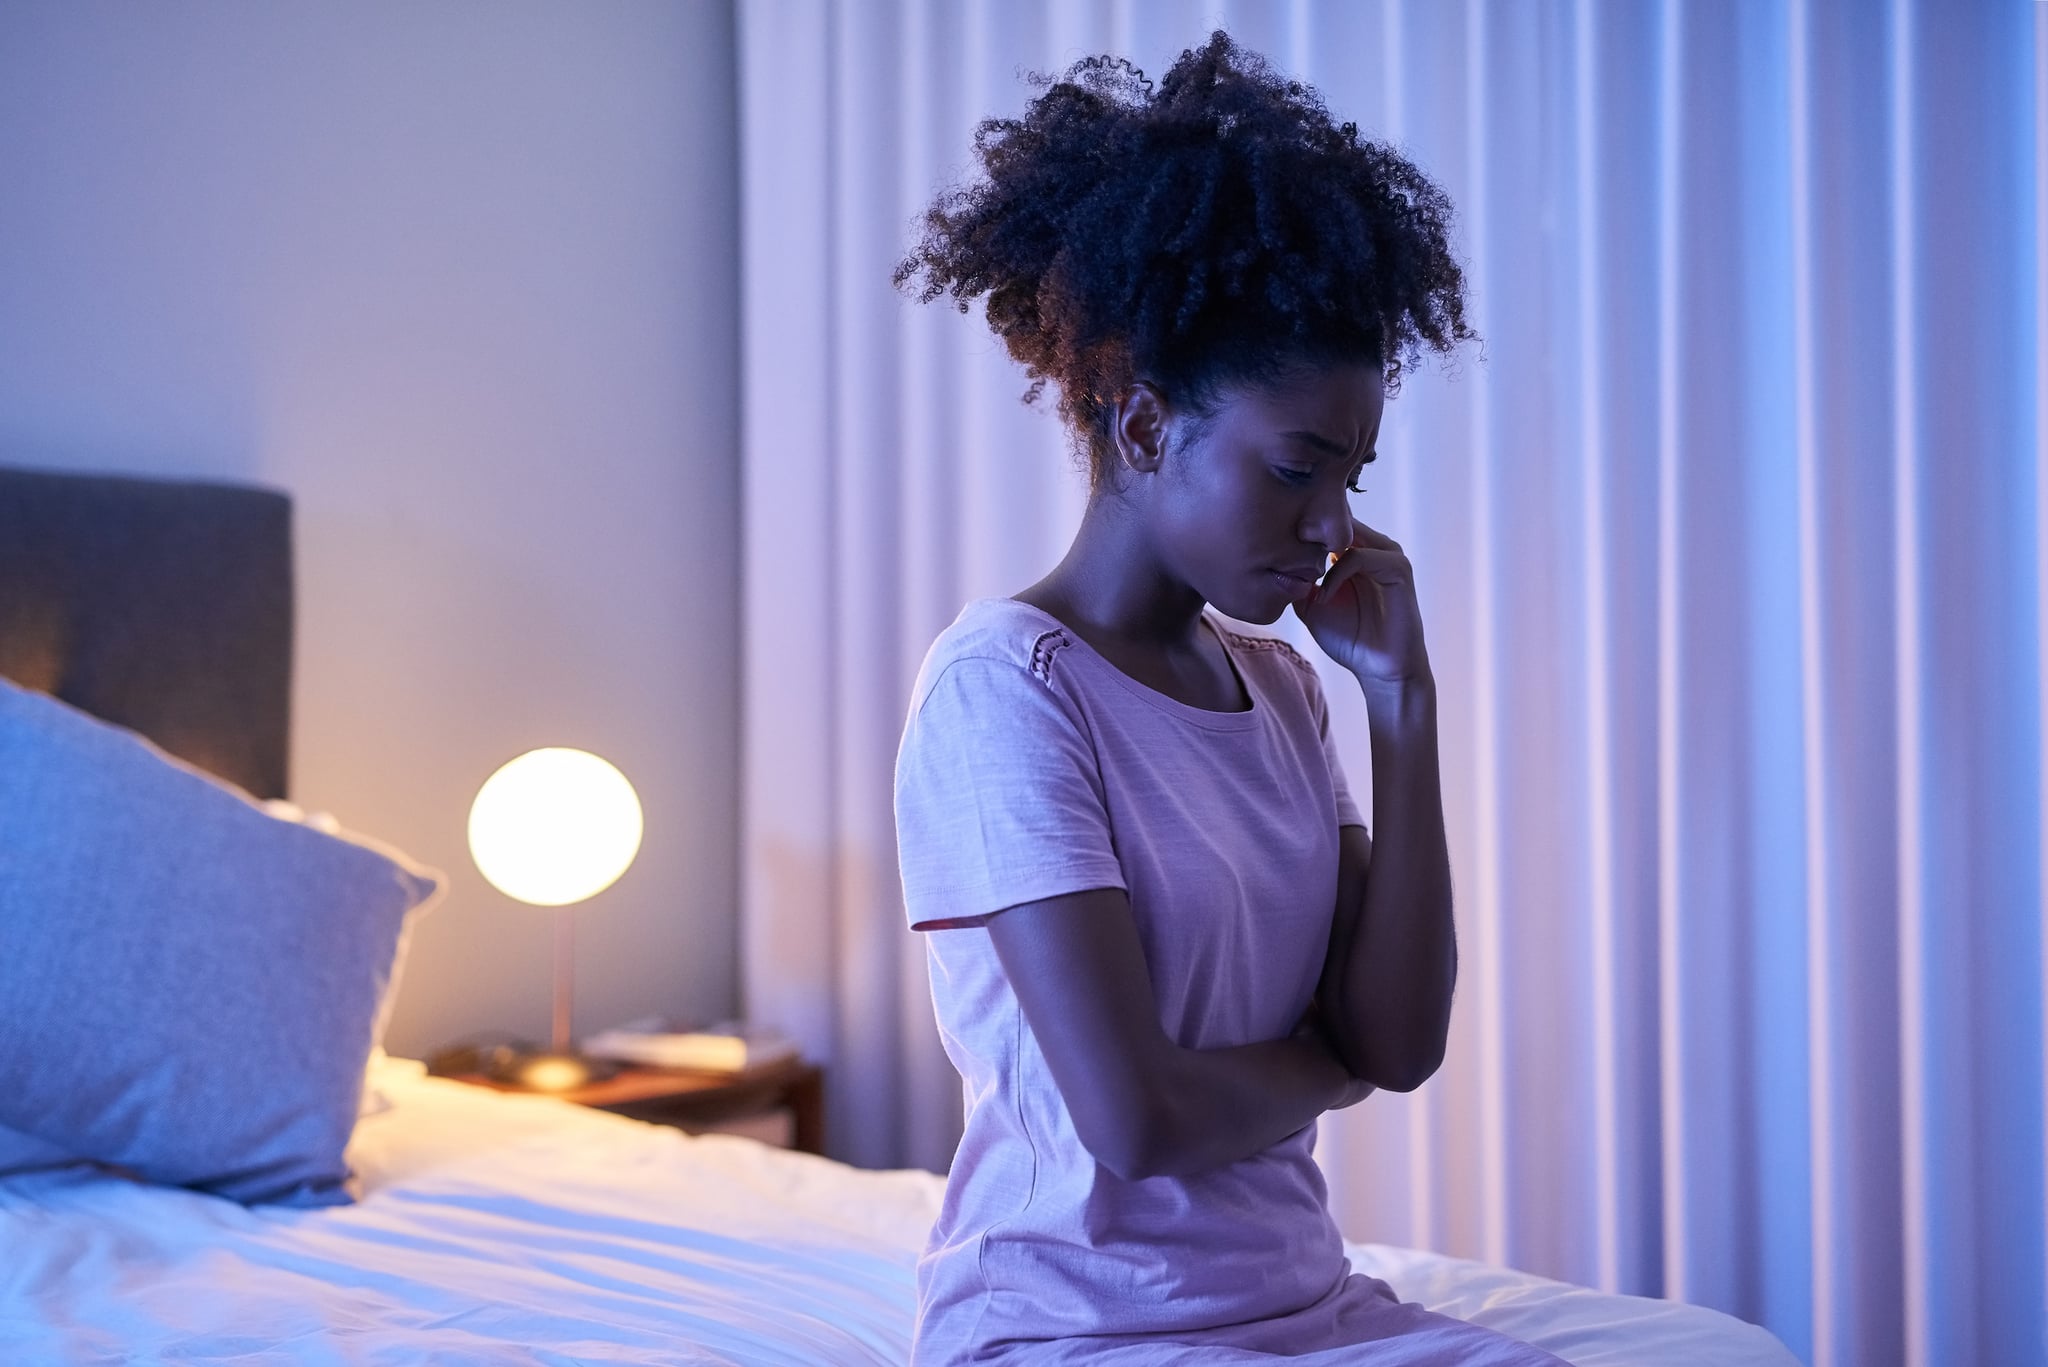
[{"xmin": 1213, "ymin": 364, "xmax": 1384, "ymax": 444}]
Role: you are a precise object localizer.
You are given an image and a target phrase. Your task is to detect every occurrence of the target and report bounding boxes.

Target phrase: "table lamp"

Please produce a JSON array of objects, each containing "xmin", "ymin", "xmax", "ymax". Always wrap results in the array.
[{"xmin": 467, "ymin": 747, "xmax": 643, "ymax": 1091}]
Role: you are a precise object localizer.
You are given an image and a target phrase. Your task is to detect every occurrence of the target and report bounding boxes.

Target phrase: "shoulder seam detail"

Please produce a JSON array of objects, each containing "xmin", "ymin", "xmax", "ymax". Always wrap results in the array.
[
  {"xmin": 1216, "ymin": 626, "xmax": 1312, "ymax": 670},
  {"xmin": 1027, "ymin": 628, "xmax": 1073, "ymax": 684}
]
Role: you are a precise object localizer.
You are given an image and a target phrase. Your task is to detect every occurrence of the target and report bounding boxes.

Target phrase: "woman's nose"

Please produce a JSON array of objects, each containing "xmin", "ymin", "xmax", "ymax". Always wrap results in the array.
[{"xmin": 1301, "ymin": 489, "xmax": 1354, "ymax": 559}]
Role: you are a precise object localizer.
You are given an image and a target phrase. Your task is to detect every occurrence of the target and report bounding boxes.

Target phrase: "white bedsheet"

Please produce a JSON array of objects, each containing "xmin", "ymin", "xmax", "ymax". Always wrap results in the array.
[{"xmin": 0, "ymin": 1057, "xmax": 1797, "ymax": 1365}]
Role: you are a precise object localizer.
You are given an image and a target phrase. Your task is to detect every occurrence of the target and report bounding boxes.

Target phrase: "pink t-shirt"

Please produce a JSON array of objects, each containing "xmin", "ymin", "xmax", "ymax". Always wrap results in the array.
[
  {"xmin": 896, "ymin": 599, "xmax": 1566, "ymax": 1365},
  {"xmin": 897, "ymin": 596, "xmax": 1356, "ymax": 1360}
]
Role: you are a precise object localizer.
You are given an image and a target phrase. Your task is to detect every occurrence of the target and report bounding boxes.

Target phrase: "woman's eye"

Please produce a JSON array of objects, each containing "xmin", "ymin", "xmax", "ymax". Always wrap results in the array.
[
  {"xmin": 1272, "ymin": 467, "xmax": 1314, "ymax": 487},
  {"xmin": 1346, "ymin": 472, "xmax": 1368, "ymax": 494}
]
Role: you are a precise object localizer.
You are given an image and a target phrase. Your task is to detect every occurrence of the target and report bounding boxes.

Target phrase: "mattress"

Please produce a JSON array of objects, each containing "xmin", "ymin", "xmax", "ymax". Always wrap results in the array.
[{"xmin": 0, "ymin": 1055, "xmax": 1797, "ymax": 1365}]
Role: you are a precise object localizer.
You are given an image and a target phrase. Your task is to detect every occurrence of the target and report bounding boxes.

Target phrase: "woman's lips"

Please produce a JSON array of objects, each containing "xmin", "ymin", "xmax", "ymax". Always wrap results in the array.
[{"xmin": 1269, "ymin": 568, "xmax": 1319, "ymax": 599}]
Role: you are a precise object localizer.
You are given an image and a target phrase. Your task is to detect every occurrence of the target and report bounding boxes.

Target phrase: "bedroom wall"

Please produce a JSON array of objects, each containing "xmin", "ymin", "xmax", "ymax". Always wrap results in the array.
[{"xmin": 0, "ymin": 1, "xmax": 743, "ymax": 1060}]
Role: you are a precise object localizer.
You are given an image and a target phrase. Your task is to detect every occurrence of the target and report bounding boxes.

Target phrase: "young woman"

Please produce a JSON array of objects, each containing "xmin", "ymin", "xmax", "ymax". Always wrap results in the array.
[{"xmin": 893, "ymin": 34, "xmax": 1564, "ymax": 1364}]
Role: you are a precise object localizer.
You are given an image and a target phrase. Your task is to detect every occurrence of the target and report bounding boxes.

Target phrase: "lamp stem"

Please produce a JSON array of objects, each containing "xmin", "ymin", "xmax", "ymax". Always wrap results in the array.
[{"xmin": 552, "ymin": 904, "xmax": 574, "ymax": 1055}]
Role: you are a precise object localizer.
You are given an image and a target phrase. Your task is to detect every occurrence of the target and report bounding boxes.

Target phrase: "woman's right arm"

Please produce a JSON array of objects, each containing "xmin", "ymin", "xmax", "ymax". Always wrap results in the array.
[{"xmin": 987, "ymin": 886, "xmax": 1353, "ymax": 1181}]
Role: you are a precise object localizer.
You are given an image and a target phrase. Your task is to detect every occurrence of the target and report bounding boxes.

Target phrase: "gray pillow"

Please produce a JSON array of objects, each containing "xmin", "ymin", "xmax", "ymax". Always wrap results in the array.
[{"xmin": 0, "ymin": 678, "xmax": 443, "ymax": 1206}]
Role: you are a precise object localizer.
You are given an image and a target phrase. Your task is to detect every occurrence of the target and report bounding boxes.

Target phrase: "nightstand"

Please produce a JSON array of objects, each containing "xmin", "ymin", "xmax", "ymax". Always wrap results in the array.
[{"xmin": 450, "ymin": 1056, "xmax": 825, "ymax": 1154}]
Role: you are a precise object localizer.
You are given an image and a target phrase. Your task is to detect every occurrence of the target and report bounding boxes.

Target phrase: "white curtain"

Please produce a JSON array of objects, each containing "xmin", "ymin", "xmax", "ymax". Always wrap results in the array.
[{"xmin": 737, "ymin": 3, "xmax": 2045, "ymax": 1364}]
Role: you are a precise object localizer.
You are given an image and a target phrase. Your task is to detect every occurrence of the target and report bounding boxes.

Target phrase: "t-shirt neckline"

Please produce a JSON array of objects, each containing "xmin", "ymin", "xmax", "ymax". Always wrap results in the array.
[{"xmin": 994, "ymin": 598, "xmax": 1263, "ymax": 729}]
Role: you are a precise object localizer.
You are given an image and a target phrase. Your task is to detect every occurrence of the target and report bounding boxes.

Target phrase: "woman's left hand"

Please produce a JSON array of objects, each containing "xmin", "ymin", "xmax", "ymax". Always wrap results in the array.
[{"xmin": 1294, "ymin": 522, "xmax": 1433, "ymax": 686}]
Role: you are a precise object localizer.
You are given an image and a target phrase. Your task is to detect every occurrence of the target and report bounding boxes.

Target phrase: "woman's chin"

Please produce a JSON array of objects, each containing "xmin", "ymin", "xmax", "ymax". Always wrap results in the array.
[
  {"xmin": 1222, "ymin": 572, "xmax": 1314, "ymax": 625},
  {"xmin": 1210, "ymin": 587, "xmax": 1292, "ymax": 626}
]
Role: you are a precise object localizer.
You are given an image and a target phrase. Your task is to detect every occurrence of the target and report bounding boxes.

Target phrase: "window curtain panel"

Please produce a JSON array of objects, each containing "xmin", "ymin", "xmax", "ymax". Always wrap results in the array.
[{"xmin": 737, "ymin": 3, "xmax": 2044, "ymax": 1364}]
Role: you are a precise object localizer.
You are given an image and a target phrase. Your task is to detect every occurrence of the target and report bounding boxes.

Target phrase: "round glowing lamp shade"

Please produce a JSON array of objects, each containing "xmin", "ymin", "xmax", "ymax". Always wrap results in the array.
[{"xmin": 468, "ymin": 748, "xmax": 643, "ymax": 907}]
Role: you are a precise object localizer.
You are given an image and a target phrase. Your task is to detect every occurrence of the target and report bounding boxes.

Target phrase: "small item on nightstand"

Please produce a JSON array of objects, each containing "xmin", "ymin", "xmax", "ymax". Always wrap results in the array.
[
  {"xmin": 425, "ymin": 1041, "xmax": 618, "ymax": 1091},
  {"xmin": 582, "ymin": 1017, "xmax": 799, "ymax": 1072}
]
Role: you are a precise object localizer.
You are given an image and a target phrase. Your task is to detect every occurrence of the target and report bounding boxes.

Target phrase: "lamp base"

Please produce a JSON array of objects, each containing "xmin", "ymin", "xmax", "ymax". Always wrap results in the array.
[{"xmin": 483, "ymin": 1048, "xmax": 620, "ymax": 1093}]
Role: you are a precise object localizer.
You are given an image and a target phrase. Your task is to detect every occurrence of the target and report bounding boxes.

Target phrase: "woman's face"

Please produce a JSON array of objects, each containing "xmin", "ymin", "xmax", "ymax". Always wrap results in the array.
[{"xmin": 1139, "ymin": 360, "xmax": 1384, "ymax": 625}]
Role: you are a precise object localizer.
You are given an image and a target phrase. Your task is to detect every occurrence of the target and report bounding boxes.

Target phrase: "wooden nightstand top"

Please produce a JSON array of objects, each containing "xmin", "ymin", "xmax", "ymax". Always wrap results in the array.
[
  {"xmin": 450, "ymin": 1055, "xmax": 811, "ymax": 1107},
  {"xmin": 447, "ymin": 1056, "xmax": 826, "ymax": 1154}
]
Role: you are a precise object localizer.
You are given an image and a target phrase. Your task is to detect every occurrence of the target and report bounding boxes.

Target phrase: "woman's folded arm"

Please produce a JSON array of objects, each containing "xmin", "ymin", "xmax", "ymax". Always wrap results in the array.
[{"xmin": 987, "ymin": 886, "xmax": 1352, "ymax": 1181}]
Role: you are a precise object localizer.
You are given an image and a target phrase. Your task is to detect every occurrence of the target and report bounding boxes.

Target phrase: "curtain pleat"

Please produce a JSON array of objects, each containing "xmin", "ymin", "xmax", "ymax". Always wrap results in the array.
[
  {"xmin": 738, "ymin": 4, "xmax": 2046, "ymax": 1362},
  {"xmin": 738, "ymin": 0, "xmax": 839, "ymax": 1118}
]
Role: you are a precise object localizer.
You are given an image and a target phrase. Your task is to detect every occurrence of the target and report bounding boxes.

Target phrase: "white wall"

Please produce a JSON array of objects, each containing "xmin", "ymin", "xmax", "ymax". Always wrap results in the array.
[{"xmin": 0, "ymin": 1, "xmax": 742, "ymax": 1059}]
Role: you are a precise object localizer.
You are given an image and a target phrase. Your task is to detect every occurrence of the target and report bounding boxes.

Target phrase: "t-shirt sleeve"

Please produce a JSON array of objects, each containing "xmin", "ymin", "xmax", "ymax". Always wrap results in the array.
[
  {"xmin": 894, "ymin": 655, "xmax": 1127, "ymax": 932},
  {"xmin": 1303, "ymin": 661, "xmax": 1367, "ymax": 831}
]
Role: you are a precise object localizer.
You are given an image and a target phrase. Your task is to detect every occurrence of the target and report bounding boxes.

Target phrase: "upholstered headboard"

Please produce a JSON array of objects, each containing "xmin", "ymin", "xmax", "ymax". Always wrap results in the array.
[{"xmin": 0, "ymin": 466, "xmax": 293, "ymax": 799}]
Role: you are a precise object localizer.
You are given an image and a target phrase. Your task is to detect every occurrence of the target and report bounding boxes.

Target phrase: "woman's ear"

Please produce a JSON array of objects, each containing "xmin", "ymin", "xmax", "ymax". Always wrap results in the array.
[{"xmin": 1112, "ymin": 383, "xmax": 1170, "ymax": 476}]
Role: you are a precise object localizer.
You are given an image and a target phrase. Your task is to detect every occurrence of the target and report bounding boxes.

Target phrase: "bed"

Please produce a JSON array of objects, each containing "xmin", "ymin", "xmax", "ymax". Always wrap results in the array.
[{"xmin": 0, "ymin": 466, "xmax": 1800, "ymax": 1365}]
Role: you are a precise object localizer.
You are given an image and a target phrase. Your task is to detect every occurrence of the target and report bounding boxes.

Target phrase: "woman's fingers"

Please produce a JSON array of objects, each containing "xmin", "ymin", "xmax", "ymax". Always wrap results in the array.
[
  {"xmin": 1326, "ymin": 525, "xmax": 1403, "ymax": 582},
  {"xmin": 1306, "ymin": 523, "xmax": 1409, "ymax": 607},
  {"xmin": 1320, "ymin": 549, "xmax": 1407, "ymax": 592},
  {"xmin": 1312, "ymin": 557, "xmax": 1399, "ymax": 609},
  {"xmin": 1347, "ymin": 523, "xmax": 1402, "ymax": 554}
]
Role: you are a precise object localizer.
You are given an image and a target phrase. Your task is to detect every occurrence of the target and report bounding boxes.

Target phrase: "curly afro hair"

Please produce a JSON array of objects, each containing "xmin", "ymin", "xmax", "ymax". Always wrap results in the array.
[{"xmin": 896, "ymin": 31, "xmax": 1477, "ymax": 495}]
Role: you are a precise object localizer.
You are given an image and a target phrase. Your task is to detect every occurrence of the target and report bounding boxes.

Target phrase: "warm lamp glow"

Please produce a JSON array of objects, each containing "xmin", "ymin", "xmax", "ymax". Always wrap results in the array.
[
  {"xmin": 467, "ymin": 748, "xmax": 643, "ymax": 907},
  {"xmin": 511, "ymin": 1055, "xmax": 593, "ymax": 1092}
]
